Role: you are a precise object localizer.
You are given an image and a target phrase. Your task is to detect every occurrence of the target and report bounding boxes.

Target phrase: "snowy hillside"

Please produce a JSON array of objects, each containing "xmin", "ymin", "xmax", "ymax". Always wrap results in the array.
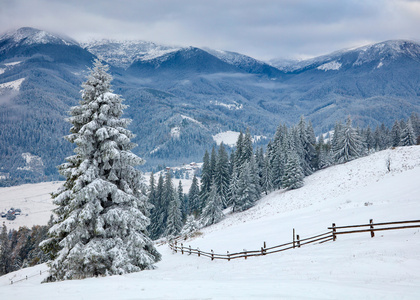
[{"xmin": 1, "ymin": 146, "xmax": 420, "ymax": 299}]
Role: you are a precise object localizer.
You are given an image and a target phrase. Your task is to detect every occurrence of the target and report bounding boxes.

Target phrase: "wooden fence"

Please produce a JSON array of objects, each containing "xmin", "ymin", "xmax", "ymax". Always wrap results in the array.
[{"xmin": 169, "ymin": 219, "xmax": 420, "ymax": 261}]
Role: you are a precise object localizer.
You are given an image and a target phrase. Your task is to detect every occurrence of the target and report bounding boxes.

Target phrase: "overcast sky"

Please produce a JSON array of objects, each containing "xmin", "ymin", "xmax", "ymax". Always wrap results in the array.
[{"xmin": 1, "ymin": 0, "xmax": 420, "ymax": 61}]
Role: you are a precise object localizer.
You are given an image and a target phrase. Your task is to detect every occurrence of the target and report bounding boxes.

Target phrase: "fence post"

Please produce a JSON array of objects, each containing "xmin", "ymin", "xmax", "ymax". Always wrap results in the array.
[
  {"xmin": 189, "ymin": 245, "xmax": 191, "ymax": 255},
  {"xmin": 26, "ymin": 275, "xmax": 28, "ymax": 280},
  {"xmin": 332, "ymin": 223, "xmax": 336, "ymax": 241},
  {"xmin": 296, "ymin": 235, "xmax": 300, "ymax": 248},
  {"xmin": 244, "ymin": 249, "xmax": 247, "ymax": 260},
  {"xmin": 174, "ymin": 240, "xmax": 177, "ymax": 253},
  {"xmin": 370, "ymin": 219, "xmax": 375, "ymax": 238},
  {"xmin": 293, "ymin": 228, "xmax": 296, "ymax": 248},
  {"xmin": 211, "ymin": 250, "xmax": 214, "ymax": 261},
  {"xmin": 197, "ymin": 247, "xmax": 200, "ymax": 257},
  {"xmin": 181, "ymin": 243, "xmax": 184, "ymax": 255},
  {"xmin": 11, "ymin": 280, "xmax": 13, "ymax": 285},
  {"xmin": 227, "ymin": 251, "xmax": 230, "ymax": 261}
]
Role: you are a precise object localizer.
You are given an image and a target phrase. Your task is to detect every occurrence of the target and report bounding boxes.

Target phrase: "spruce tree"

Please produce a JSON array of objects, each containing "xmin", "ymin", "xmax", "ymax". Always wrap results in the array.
[
  {"xmin": 282, "ymin": 151, "xmax": 305, "ymax": 190},
  {"xmin": 234, "ymin": 161, "xmax": 259, "ymax": 212},
  {"xmin": 149, "ymin": 172, "xmax": 165, "ymax": 239},
  {"xmin": 400, "ymin": 119, "xmax": 416, "ymax": 146},
  {"xmin": 214, "ymin": 143, "xmax": 230, "ymax": 208},
  {"xmin": 188, "ymin": 175, "xmax": 200, "ymax": 217},
  {"xmin": 390, "ymin": 120, "xmax": 402, "ymax": 147},
  {"xmin": 0, "ymin": 223, "xmax": 11, "ymax": 275},
  {"xmin": 199, "ymin": 150, "xmax": 212, "ymax": 213},
  {"xmin": 165, "ymin": 186, "xmax": 183, "ymax": 239},
  {"xmin": 40, "ymin": 60, "xmax": 160, "ymax": 281},
  {"xmin": 332, "ymin": 117, "xmax": 363, "ymax": 164},
  {"xmin": 201, "ymin": 181, "xmax": 224, "ymax": 227},
  {"xmin": 178, "ymin": 180, "xmax": 188, "ymax": 220}
]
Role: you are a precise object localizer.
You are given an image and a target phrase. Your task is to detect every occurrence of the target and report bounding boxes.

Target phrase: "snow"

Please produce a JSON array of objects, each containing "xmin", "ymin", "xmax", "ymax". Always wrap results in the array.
[
  {"xmin": 213, "ymin": 130, "xmax": 240, "ymax": 147},
  {"xmin": 213, "ymin": 130, "xmax": 267, "ymax": 147},
  {"xmin": 5, "ymin": 61, "xmax": 22, "ymax": 66},
  {"xmin": 180, "ymin": 114, "xmax": 203, "ymax": 126},
  {"xmin": 1, "ymin": 146, "xmax": 420, "ymax": 299},
  {"xmin": 377, "ymin": 61, "xmax": 384, "ymax": 68},
  {"xmin": 317, "ymin": 61, "xmax": 342, "ymax": 71},
  {"xmin": 0, "ymin": 181, "xmax": 60, "ymax": 230},
  {"xmin": 210, "ymin": 100, "xmax": 243, "ymax": 110},
  {"xmin": 170, "ymin": 126, "xmax": 180, "ymax": 139},
  {"xmin": 0, "ymin": 78, "xmax": 25, "ymax": 91}
]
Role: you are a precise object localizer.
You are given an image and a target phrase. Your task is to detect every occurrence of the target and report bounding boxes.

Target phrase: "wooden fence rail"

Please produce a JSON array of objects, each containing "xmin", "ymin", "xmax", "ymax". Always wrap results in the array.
[
  {"xmin": 169, "ymin": 229, "xmax": 333, "ymax": 261},
  {"xmin": 169, "ymin": 218, "xmax": 420, "ymax": 261},
  {"xmin": 329, "ymin": 219, "xmax": 420, "ymax": 239}
]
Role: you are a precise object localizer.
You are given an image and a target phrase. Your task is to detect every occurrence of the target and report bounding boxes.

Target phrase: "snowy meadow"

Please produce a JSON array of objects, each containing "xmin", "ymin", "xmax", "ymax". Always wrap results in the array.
[{"xmin": 1, "ymin": 146, "xmax": 420, "ymax": 299}]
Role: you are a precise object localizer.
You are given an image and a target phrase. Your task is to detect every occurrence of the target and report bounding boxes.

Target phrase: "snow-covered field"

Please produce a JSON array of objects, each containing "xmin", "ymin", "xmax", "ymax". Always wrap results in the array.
[
  {"xmin": 0, "ymin": 181, "xmax": 61, "ymax": 230},
  {"xmin": 1, "ymin": 146, "xmax": 420, "ymax": 299}
]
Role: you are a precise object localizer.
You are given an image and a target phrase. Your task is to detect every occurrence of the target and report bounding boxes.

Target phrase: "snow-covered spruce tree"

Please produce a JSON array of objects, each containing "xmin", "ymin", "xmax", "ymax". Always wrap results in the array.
[
  {"xmin": 332, "ymin": 117, "xmax": 363, "ymax": 164},
  {"xmin": 188, "ymin": 175, "xmax": 200, "ymax": 217},
  {"xmin": 149, "ymin": 172, "xmax": 165, "ymax": 239},
  {"xmin": 178, "ymin": 180, "xmax": 188, "ymax": 221},
  {"xmin": 180, "ymin": 215, "xmax": 199, "ymax": 239},
  {"xmin": 0, "ymin": 223, "xmax": 11, "ymax": 275},
  {"xmin": 233, "ymin": 159, "xmax": 259, "ymax": 212},
  {"xmin": 400, "ymin": 119, "xmax": 416, "ymax": 146},
  {"xmin": 281, "ymin": 151, "xmax": 305, "ymax": 190},
  {"xmin": 199, "ymin": 150, "xmax": 212, "ymax": 213},
  {"xmin": 214, "ymin": 143, "xmax": 230, "ymax": 208},
  {"xmin": 40, "ymin": 60, "xmax": 160, "ymax": 281},
  {"xmin": 201, "ymin": 180, "xmax": 224, "ymax": 227},
  {"xmin": 165, "ymin": 185, "xmax": 183, "ymax": 239}
]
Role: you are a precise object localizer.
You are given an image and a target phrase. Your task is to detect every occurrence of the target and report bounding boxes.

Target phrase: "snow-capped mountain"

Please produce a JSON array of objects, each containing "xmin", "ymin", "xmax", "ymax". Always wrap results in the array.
[
  {"xmin": 82, "ymin": 39, "xmax": 180, "ymax": 69},
  {"xmin": 0, "ymin": 27, "xmax": 78, "ymax": 53},
  {"xmin": 271, "ymin": 40, "xmax": 420, "ymax": 72}
]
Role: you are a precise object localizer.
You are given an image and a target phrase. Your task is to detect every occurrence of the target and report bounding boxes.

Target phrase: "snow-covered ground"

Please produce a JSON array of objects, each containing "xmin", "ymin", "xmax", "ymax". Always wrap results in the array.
[
  {"xmin": 0, "ymin": 181, "xmax": 60, "ymax": 230},
  {"xmin": 1, "ymin": 146, "xmax": 420, "ymax": 299}
]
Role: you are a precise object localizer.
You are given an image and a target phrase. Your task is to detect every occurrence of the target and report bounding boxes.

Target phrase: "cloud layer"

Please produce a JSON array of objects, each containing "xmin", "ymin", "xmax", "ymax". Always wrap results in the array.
[{"xmin": 1, "ymin": 0, "xmax": 420, "ymax": 60}]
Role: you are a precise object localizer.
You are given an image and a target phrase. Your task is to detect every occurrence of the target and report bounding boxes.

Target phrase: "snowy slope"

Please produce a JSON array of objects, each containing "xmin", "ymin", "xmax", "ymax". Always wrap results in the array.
[{"xmin": 1, "ymin": 146, "xmax": 420, "ymax": 299}]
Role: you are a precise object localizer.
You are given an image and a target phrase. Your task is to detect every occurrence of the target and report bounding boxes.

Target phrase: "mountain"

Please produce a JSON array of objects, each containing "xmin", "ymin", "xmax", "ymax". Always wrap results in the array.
[{"xmin": 0, "ymin": 27, "xmax": 419, "ymax": 185}]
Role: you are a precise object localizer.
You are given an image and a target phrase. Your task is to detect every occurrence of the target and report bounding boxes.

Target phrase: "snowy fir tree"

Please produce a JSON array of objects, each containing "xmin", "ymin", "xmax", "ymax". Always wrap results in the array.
[
  {"xmin": 199, "ymin": 150, "xmax": 212, "ymax": 213},
  {"xmin": 165, "ymin": 186, "xmax": 183, "ymax": 239},
  {"xmin": 390, "ymin": 120, "xmax": 402, "ymax": 147},
  {"xmin": 149, "ymin": 172, "xmax": 165, "ymax": 239},
  {"xmin": 281, "ymin": 151, "xmax": 305, "ymax": 190},
  {"xmin": 0, "ymin": 223, "xmax": 11, "ymax": 275},
  {"xmin": 178, "ymin": 180, "xmax": 188, "ymax": 221},
  {"xmin": 214, "ymin": 143, "xmax": 230, "ymax": 208},
  {"xmin": 201, "ymin": 180, "xmax": 224, "ymax": 227},
  {"xmin": 332, "ymin": 117, "xmax": 363, "ymax": 164},
  {"xmin": 233, "ymin": 160, "xmax": 259, "ymax": 212},
  {"xmin": 400, "ymin": 119, "xmax": 416, "ymax": 146},
  {"xmin": 40, "ymin": 60, "xmax": 160, "ymax": 281},
  {"xmin": 180, "ymin": 215, "xmax": 200, "ymax": 239},
  {"xmin": 188, "ymin": 175, "xmax": 200, "ymax": 217}
]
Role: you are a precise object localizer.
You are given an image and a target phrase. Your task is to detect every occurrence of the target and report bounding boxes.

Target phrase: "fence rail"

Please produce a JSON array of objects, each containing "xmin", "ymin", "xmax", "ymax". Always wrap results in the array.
[
  {"xmin": 169, "ymin": 218, "xmax": 420, "ymax": 261},
  {"xmin": 169, "ymin": 229, "xmax": 333, "ymax": 261},
  {"xmin": 9, "ymin": 269, "xmax": 48, "ymax": 285}
]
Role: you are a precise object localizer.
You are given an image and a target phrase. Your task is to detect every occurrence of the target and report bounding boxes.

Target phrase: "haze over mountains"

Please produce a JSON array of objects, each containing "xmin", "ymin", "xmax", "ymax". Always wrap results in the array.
[{"xmin": 0, "ymin": 27, "xmax": 419, "ymax": 185}]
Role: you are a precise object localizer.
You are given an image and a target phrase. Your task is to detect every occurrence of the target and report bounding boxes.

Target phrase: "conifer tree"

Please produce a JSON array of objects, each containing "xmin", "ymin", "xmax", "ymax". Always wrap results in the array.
[
  {"xmin": 0, "ymin": 223, "xmax": 11, "ymax": 275},
  {"xmin": 40, "ymin": 60, "xmax": 160, "ymax": 281},
  {"xmin": 214, "ymin": 143, "xmax": 230, "ymax": 207},
  {"xmin": 188, "ymin": 175, "xmax": 200, "ymax": 217},
  {"xmin": 201, "ymin": 181, "xmax": 224, "ymax": 227},
  {"xmin": 400, "ymin": 119, "xmax": 416, "ymax": 146},
  {"xmin": 199, "ymin": 150, "xmax": 212, "ymax": 213},
  {"xmin": 332, "ymin": 117, "xmax": 363, "ymax": 163},
  {"xmin": 282, "ymin": 151, "xmax": 305, "ymax": 190},
  {"xmin": 390, "ymin": 120, "xmax": 402, "ymax": 147},
  {"xmin": 178, "ymin": 180, "xmax": 188, "ymax": 220},
  {"xmin": 149, "ymin": 172, "xmax": 165, "ymax": 239},
  {"xmin": 165, "ymin": 186, "xmax": 183, "ymax": 238},
  {"xmin": 234, "ymin": 161, "xmax": 259, "ymax": 212}
]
